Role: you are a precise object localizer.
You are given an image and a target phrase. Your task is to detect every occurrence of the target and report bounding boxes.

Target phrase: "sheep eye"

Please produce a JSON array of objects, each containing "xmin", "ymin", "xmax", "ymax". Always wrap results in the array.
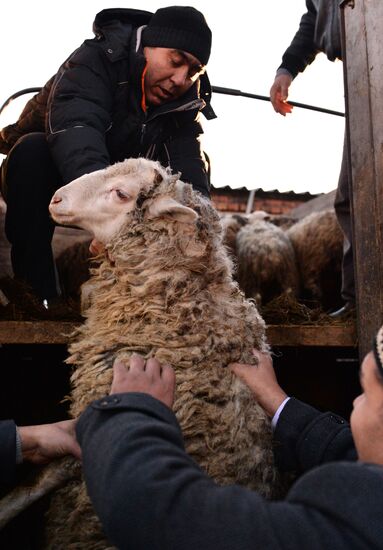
[{"xmin": 115, "ymin": 189, "xmax": 129, "ymax": 200}]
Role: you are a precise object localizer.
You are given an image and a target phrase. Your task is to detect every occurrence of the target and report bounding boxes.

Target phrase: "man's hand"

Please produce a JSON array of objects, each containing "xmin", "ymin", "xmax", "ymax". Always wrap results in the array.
[
  {"xmin": 110, "ymin": 354, "xmax": 176, "ymax": 409},
  {"xmin": 18, "ymin": 419, "xmax": 81, "ymax": 464},
  {"xmin": 270, "ymin": 73, "xmax": 294, "ymax": 116},
  {"xmin": 229, "ymin": 350, "xmax": 287, "ymax": 418}
]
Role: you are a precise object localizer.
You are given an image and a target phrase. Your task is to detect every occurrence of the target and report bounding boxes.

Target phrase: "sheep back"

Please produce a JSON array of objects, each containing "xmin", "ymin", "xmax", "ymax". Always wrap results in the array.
[
  {"xmin": 236, "ymin": 220, "xmax": 299, "ymax": 304},
  {"xmin": 287, "ymin": 210, "xmax": 343, "ymax": 309}
]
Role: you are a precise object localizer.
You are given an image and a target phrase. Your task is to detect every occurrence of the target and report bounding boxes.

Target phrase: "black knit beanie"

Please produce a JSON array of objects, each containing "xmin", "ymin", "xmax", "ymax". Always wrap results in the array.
[{"xmin": 142, "ymin": 6, "xmax": 212, "ymax": 65}]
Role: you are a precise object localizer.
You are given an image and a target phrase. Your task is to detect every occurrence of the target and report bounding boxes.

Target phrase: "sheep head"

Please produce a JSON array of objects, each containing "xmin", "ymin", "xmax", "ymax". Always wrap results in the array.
[{"xmin": 49, "ymin": 158, "xmax": 198, "ymax": 245}]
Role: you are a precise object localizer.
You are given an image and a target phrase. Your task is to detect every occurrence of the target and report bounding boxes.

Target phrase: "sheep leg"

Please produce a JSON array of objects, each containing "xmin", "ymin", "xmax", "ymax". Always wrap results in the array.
[{"xmin": 0, "ymin": 458, "xmax": 78, "ymax": 529}]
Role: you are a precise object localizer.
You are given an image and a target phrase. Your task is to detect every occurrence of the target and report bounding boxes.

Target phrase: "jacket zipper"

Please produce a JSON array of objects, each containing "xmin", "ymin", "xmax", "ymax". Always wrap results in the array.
[
  {"xmin": 145, "ymin": 98, "xmax": 205, "ymax": 125},
  {"xmin": 140, "ymin": 98, "xmax": 203, "ymax": 145},
  {"xmin": 140, "ymin": 123, "xmax": 146, "ymax": 145}
]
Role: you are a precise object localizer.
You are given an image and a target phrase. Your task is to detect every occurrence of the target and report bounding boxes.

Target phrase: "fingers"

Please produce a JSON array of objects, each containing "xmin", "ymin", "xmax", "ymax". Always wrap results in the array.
[
  {"xmin": 229, "ymin": 362, "xmax": 255, "ymax": 383},
  {"xmin": 270, "ymin": 74, "xmax": 293, "ymax": 116},
  {"xmin": 55, "ymin": 419, "xmax": 77, "ymax": 436},
  {"xmin": 55, "ymin": 419, "xmax": 82, "ymax": 459},
  {"xmin": 112, "ymin": 358, "xmax": 130, "ymax": 385},
  {"xmin": 228, "ymin": 350, "xmax": 272, "ymax": 377},
  {"xmin": 62, "ymin": 433, "xmax": 82, "ymax": 460},
  {"xmin": 145, "ymin": 357, "xmax": 161, "ymax": 378},
  {"xmin": 161, "ymin": 363, "xmax": 176, "ymax": 388},
  {"xmin": 129, "ymin": 353, "xmax": 146, "ymax": 373},
  {"xmin": 252, "ymin": 349, "xmax": 273, "ymax": 368},
  {"xmin": 113, "ymin": 354, "xmax": 173, "ymax": 382}
]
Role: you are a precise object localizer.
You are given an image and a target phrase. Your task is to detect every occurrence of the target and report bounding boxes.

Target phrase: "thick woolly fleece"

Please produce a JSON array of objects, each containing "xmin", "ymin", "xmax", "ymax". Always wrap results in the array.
[{"xmin": 42, "ymin": 159, "xmax": 280, "ymax": 549}]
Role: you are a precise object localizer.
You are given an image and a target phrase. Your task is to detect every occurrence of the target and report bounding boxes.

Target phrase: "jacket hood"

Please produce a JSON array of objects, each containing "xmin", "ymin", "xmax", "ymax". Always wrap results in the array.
[
  {"xmin": 91, "ymin": 9, "xmax": 152, "ymax": 63},
  {"xmin": 93, "ymin": 8, "xmax": 152, "ymax": 36}
]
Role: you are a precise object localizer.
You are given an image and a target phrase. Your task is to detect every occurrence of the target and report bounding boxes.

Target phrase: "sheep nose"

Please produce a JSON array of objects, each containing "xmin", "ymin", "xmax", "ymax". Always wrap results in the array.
[{"xmin": 50, "ymin": 192, "xmax": 62, "ymax": 205}]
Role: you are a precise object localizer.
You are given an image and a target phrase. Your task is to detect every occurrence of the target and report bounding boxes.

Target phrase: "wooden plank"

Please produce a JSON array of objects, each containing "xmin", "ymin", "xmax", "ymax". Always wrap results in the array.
[
  {"xmin": 341, "ymin": 1, "xmax": 383, "ymax": 358},
  {"xmin": 0, "ymin": 321, "xmax": 78, "ymax": 344},
  {"xmin": 0, "ymin": 321, "xmax": 357, "ymax": 347},
  {"xmin": 266, "ymin": 324, "xmax": 357, "ymax": 348}
]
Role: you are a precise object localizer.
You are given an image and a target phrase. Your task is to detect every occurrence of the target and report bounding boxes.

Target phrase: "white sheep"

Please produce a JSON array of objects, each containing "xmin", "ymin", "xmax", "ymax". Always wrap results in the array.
[
  {"xmin": 0, "ymin": 159, "xmax": 280, "ymax": 548},
  {"xmin": 286, "ymin": 209, "xmax": 343, "ymax": 310},
  {"xmin": 220, "ymin": 212, "xmax": 249, "ymax": 258},
  {"xmin": 236, "ymin": 216, "xmax": 300, "ymax": 305}
]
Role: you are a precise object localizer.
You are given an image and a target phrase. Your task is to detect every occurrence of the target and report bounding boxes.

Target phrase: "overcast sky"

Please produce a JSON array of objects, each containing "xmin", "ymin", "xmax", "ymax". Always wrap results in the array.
[{"xmin": 0, "ymin": 1, "xmax": 345, "ymax": 194}]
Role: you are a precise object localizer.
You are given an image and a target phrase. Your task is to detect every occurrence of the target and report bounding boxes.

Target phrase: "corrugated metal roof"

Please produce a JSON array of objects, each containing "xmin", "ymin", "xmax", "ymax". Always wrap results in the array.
[{"xmin": 210, "ymin": 183, "xmax": 320, "ymax": 200}]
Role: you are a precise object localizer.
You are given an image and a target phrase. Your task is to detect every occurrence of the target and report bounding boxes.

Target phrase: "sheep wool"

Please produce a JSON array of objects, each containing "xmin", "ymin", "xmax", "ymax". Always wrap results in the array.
[
  {"xmin": 42, "ymin": 159, "xmax": 280, "ymax": 548},
  {"xmin": 236, "ymin": 218, "xmax": 300, "ymax": 305},
  {"xmin": 286, "ymin": 209, "xmax": 343, "ymax": 310}
]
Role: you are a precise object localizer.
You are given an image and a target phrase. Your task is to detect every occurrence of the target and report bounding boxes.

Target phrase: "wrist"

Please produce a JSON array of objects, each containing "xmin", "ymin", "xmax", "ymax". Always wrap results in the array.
[
  {"xmin": 261, "ymin": 390, "xmax": 288, "ymax": 418},
  {"xmin": 18, "ymin": 425, "xmax": 39, "ymax": 460}
]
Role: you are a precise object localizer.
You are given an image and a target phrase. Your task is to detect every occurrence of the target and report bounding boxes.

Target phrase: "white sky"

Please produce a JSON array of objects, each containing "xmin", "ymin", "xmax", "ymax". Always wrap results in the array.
[{"xmin": 0, "ymin": 1, "xmax": 345, "ymax": 194}]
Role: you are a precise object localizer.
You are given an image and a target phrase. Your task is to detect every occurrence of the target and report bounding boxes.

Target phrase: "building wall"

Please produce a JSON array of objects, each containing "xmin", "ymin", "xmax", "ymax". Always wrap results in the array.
[{"xmin": 211, "ymin": 189, "xmax": 314, "ymax": 215}]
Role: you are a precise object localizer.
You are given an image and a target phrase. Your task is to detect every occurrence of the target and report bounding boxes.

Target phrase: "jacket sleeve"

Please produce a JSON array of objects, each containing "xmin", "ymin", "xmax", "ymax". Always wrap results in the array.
[
  {"xmin": 0, "ymin": 420, "xmax": 17, "ymax": 486},
  {"xmin": 274, "ymin": 397, "xmax": 357, "ymax": 473},
  {"xmin": 77, "ymin": 393, "xmax": 370, "ymax": 550},
  {"xmin": 46, "ymin": 41, "xmax": 117, "ymax": 184},
  {"xmin": 278, "ymin": 0, "xmax": 319, "ymax": 78}
]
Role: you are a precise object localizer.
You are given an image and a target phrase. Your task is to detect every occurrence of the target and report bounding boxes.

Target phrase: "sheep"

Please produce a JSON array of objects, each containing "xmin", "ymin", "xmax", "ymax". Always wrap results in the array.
[
  {"xmin": 286, "ymin": 209, "xmax": 343, "ymax": 310},
  {"xmin": 220, "ymin": 212, "xmax": 249, "ymax": 257},
  {"xmin": 235, "ymin": 217, "xmax": 300, "ymax": 305},
  {"xmin": 0, "ymin": 197, "xmax": 12, "ymax": 279},
  {"xmin": 0, "ymin": 159, "xmax": 279, "ymax": 549}
]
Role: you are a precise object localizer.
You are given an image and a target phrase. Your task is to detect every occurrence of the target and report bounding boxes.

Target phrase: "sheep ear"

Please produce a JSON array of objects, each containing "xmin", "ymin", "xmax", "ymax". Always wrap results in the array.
[{"xmin": 146, "ymin": 196, "xmax": 198, "ymax": 223}]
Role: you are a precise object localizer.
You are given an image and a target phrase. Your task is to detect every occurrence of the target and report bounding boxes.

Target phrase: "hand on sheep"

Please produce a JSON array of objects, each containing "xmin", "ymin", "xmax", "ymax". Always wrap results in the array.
[
  {"xmin": 229, "ymin": 351, "xmax": 288, "ymax": 418},
  {"xmin": 110, "ymin": 354, "xmax": 176, "ymax": 409},
  {"xmin": 270, "ymin": 73, "xmax": 294, "ymax": 116},
  {"xmin": 18, "ymin": 419, "xmax": 81, "ymax": 464}
]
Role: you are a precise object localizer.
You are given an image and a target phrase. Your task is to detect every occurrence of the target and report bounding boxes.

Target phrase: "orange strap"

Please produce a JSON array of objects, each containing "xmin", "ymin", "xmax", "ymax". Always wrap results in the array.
[{"xmin": 141, "ymin": 64, "xmax": 148, "ymax": 112}]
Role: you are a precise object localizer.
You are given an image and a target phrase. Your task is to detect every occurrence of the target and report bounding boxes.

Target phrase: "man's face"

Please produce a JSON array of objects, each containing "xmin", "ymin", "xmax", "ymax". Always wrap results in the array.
[
  {"xmin": 143, "ymin": 47, "xmax": 205, "ymax": 106},
  {"xmin": 350, "ymin": 351, "xmax": 383, "ymax": 464}
]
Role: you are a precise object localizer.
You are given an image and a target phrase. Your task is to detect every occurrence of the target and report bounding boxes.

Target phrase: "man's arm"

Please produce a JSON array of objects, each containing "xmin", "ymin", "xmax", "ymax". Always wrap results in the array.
[
  {"xmin": 278, "ymin": 0, "xmax": 319, "ymax": 79},
  {"xmin": 77, "ymin": 356, "xmax": 365, "ymax": 550},
  {"xmin": 229, "ymin": 351, "xmax": 357, "ymax": 473},
  {"xmin": 0, "ymin": 420, "xmax": 17, "ymax": 485},
  {"xmin": 270, "ymin": 1, "xmax": 318, "ymax": 115},
  {"xmin": 46, "ymin": 43, "xmax": 116, "ymax": 184},
  {"xmin": 0, "ymin": 418, "xmax": 81, "ymax": 486},
  {"xmin": 75, "ymin": 357, "xmax": 287, "ymax": 549},
  {"xmin": 17, "ymin": 419, "xmax": 81, "ymax": 465}
]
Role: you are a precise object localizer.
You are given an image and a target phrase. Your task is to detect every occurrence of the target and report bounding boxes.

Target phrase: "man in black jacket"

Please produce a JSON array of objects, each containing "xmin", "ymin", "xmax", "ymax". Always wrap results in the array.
[
  {"xmin": 269, "ymin": 1, "xmax": 354, "ymax": 318},
  {"xmin": 76, "ymin": 325, "xmax": 383, "ymax": 549},
  {"xmin": 0, "ymin": 6, "xmax": 215, "ymax": 306}
]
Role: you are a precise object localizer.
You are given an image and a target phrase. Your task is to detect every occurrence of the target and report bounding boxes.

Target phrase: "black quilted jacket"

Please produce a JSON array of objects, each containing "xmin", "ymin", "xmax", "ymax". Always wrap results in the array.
[{"xmin": 0, "ymin": 8, "xmax": 215, "ymax": 196}]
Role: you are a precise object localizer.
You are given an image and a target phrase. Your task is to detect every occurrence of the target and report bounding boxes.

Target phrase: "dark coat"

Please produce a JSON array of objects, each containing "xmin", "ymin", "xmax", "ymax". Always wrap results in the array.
[
  {"xmin": 0, "ymin": 420, "xmax": 17, "ymax": 486},
  {"xmin": 77, "ymin": 394, "xmax": 383, "ymax": 550},
  {"xmin": 0, "ymin": 8, "xmax": 215, "ymax": 196},
  {"xmin": 279, "ymin": 0, "xmax": 342, "ymax": 78}
]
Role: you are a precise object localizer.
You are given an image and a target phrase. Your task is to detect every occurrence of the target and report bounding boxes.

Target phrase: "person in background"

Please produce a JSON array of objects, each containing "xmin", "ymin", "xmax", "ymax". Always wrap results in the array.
[
  {"xmin": 75, "ymin": 325, "xmax": 383, "ymax": 549},
  {"xmin": 0, "ymin": 418, "xmax": 80, "ymax": 487},
  {"xmin": 0, "ymin": 6, "xmax": 214, "ymax": 309},
  {"xmin": 269, "ymin": 0, "xmax": 354, "ymax": 318}
]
